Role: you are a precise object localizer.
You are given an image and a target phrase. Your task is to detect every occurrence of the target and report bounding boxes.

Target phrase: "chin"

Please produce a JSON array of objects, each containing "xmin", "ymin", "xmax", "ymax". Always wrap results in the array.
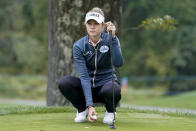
[{"xmin": 89, "ymin": 33, "xmax": 97, "ymax": 37}]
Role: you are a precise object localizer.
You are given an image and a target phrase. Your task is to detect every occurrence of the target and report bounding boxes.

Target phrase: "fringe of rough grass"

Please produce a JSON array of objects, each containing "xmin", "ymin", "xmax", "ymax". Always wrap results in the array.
[
  {"xmin": 0, "ymin": 105, "xmax": 75, "ymax": 115},
  {"xmin": 0, "ymin": 104, "xmax": 195, "ymax": 118},
  {"xmin": 0, "ymin": 105, "xmax": 106, "ymax": 116}
]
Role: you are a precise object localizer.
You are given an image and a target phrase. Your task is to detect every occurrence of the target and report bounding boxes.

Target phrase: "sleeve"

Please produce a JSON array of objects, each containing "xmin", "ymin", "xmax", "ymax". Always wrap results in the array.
[
  {"xmin": 73, "ymin": 44, "xmax": 94, "ymax": 107},
  {"xmin": 111, "ymin": 36, "xmax": 124, "ymax": 67}
]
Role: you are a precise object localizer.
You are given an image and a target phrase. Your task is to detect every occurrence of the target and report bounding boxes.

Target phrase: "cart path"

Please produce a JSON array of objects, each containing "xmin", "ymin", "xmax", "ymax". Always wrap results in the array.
[
  {"xmin": 120, "ymin": 104, "xmax": 196, "ymax": 115},
  {"xmin": 0, "ymin": 98, "xmax": 46, "ymax": 106}
]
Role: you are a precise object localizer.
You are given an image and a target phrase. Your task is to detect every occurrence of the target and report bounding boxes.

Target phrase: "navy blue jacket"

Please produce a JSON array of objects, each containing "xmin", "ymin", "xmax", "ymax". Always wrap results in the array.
[{"xmin": 73, "ymin": 32, "xmax": 124, "ymax": 107}]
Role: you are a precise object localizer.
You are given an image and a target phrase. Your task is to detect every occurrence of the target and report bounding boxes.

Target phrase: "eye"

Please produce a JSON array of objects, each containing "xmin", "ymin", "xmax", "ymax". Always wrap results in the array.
[{"xmin": 87, "ymin": 23, "xmax": 92, "ymax": 26}]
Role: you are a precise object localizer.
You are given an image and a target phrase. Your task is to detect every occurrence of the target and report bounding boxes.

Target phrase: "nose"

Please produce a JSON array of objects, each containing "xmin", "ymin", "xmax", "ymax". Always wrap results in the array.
[{"xmin": 89, "ymin": 23, "xmax": 95, "ymax": 28}]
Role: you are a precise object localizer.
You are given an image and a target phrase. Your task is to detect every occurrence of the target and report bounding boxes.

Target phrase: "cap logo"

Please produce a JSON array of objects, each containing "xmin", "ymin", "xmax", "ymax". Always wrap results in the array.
[{"xmin": 87, "ymin": 13, "xmax": 100, "ymax": 18}]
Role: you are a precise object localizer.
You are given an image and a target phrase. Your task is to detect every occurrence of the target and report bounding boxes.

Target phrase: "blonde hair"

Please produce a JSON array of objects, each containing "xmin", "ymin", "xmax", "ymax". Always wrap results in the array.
[{"xmin": 88, "ymin": 7, "xmax": 104, "ymax": 17}]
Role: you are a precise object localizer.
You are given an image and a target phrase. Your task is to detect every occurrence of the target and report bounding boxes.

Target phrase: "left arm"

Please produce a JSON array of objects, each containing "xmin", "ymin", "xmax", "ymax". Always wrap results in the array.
[
  {"xmin": 111, "ymin": 36, "xmax": 124, "ymax": 67},
  {"xmin": 105, "ymin": 21, "xmax": 124, "ymax": 67}
]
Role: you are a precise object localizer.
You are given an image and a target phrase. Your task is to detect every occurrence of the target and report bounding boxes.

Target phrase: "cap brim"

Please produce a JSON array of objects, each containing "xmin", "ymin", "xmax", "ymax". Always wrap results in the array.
[{"xmin": 85, "ymin": 16, "xmax": 102, "ymax": 24}]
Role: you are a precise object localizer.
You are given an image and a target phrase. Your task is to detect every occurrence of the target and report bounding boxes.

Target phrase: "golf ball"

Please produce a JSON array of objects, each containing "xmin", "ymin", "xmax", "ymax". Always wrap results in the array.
[{"xmin": 92, "ymin": 115, "xmax": 97, "ymax": 120}]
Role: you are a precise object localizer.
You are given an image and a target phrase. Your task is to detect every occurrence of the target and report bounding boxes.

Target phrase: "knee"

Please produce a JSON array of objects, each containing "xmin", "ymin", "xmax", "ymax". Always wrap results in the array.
[
  {"xmin": 102, "ymin": 82, "xmax": 121, "ymax": 98},
  {"xmin": 111, "ymin": 86, "xmax": 121, "ymax": 99},
  {"xmin": 103, "ymin": 88, "xmax": 121, "ymax": 102},
  {"xmin": 58, "ymin": 76, "xmax": 73, "ymax": 91}
]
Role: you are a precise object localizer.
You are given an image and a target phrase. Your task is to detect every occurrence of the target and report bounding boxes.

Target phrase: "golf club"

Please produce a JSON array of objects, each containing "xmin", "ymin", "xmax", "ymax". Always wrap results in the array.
[{"xmin": 109, "ymin": 31, "xmax": 116, "ymax": 129}]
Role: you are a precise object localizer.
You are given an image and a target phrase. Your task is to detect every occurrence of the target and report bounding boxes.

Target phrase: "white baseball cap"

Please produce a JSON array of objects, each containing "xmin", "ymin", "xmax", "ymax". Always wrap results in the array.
[{"xmin": 85, "ymin": 12, "xmax": 104, "ymax": 24}]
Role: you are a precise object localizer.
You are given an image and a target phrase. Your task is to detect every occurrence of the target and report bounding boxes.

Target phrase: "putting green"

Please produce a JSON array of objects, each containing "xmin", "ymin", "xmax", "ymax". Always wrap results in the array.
[{"xmin": 1, "ymin": 112, "xmax": 196, "ymax": 131}]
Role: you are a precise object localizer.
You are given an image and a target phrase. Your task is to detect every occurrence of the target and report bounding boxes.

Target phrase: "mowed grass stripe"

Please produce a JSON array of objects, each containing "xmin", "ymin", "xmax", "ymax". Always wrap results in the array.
[{"xmin": 1, "ymin": 112, "xmax": 196, "ymax": 131}]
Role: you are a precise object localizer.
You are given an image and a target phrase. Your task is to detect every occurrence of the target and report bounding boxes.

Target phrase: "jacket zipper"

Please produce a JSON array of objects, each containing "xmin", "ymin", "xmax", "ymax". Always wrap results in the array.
[{"xmin": 92, "ymin": 47, "xmax": 98, "ymax": 88}]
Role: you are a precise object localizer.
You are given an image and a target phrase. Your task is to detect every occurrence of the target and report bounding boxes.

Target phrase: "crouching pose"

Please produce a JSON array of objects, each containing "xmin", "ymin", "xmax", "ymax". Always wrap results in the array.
[{"xmin": 58, "ymin": 7, "xmax": 124, "ymax": 124}]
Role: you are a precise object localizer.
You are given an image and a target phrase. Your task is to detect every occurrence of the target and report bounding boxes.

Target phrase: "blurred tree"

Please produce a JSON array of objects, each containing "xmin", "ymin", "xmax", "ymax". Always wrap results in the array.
[
  {"xmin": 47, "ymin": 0, "xmax": 122, "ymax": 106},
  {"xmin": 0, "ymin": 0, "xmax": 48, "ymax": 74}
]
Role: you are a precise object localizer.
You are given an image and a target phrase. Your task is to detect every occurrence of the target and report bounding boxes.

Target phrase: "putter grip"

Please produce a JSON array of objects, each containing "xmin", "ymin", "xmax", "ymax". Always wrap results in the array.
[{"xmin": 109, "ymin": 30, "xmax": 112, "ymax": 36}]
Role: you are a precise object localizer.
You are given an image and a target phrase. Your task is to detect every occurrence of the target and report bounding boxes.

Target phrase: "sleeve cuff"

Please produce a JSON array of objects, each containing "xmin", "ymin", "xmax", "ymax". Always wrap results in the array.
[
  {"xmin": 86, "ymin": 103, "xmax": 94, "ymax": 108},
  {"xmin": 112, "ymin": 36, "xmax": 117, "ymax": 41}
]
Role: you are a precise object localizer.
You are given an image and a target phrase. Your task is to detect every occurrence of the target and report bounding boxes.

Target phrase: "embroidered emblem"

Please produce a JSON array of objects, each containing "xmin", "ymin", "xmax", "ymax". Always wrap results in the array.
[
  {"xmin": 83, "ymin": 51, "xmax": 92, "ymax": 56},
  {"xmin": 99, "ymin": 45, "xmax": 109, "ymax": 53}
]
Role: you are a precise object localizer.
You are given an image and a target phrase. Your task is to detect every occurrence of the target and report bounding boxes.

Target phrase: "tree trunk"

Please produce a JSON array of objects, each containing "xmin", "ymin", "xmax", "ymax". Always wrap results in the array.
[{"xmin": 47, "ymin": 0, "xmax": 122, "ymax": 106}]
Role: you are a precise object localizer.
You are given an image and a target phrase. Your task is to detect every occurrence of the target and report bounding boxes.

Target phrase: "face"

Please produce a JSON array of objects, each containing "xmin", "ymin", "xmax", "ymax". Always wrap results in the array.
[{"xmin": 86, "ymin": 19, "xmax": 104, "ymax": 37}]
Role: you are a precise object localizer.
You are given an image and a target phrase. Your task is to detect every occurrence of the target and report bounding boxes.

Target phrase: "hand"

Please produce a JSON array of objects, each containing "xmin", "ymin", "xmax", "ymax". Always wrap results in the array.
[
  {"xmin": 88, "ymin": 106, "xmax": 98, "ymax": 122},
  {"xmin": 105, "ymin": 21, "xmax": 116, "ymax": 38}
]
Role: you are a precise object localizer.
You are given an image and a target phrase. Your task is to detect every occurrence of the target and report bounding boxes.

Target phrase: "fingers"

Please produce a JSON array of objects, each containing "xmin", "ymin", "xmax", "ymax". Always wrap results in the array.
[
  {"xmin": 105, "ymin": 21, "xmax": 113, "ymax": 26},
  {"xmin": 107, "ymin": 26, "xmax": 116, "ymax": 32},
  {"xmin": 105, "ymin": 21, "xmax": 116, "ymax": 37},
  {"xmin": 94, "ymin": 110, "xmax": 98, "ymax": 116},
  {"xmin": 105, "ymin": 21, "xmax": 116, "ymax": 31},
  {"xmin": 88, "ymin": 112, "xmax": 98, "ymax": 122},
  {"xmin": 88, "ymin": 113, "xmax": 97, "ymax": 122},
  {"xmin": 88, "ymin": 115, "xmax": 97, "ymax": 122},
  {"xmin": 88, "ymin": 107, "xmax": 98, "ymax": 122}
]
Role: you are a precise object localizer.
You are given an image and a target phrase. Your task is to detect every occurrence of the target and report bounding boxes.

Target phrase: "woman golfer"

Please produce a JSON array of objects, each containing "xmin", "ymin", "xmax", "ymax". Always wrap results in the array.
[{"xmin": 58, "ymin": 7, "xmax": 124, "ymax": 124}]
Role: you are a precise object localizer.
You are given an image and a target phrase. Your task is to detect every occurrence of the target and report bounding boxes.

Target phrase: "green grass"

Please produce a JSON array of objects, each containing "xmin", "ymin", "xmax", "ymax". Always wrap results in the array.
[
  {"xmin": 0, "ymin": 105, "xmax": 196, "ymax": 131},
  {"xmin": 0, "ymin": 74, "xmax": 46, "ymax": 100},
  {"xmin": 121, "ymin": 88, "xmax": 196, "ymax": 109}
]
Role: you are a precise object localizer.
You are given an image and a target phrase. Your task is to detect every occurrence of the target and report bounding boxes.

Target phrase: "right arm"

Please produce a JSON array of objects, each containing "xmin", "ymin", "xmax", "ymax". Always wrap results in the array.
[
  {"xmin": 73, "ymin": 44, "xmax": 98, "ymax": 122},
  {"xmin": 73, "ymin": 44, "xmax": 93, "ymax": 107}
]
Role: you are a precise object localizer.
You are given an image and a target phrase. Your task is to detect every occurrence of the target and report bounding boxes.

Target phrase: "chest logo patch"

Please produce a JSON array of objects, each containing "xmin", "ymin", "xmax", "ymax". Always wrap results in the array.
[
  {"xmin": 83, "ymin": 51, "xmax": 92, "ymax": 56},
  {"xmin": 99, "ymin": 45, "xmax": 109, "ymax": 53}
]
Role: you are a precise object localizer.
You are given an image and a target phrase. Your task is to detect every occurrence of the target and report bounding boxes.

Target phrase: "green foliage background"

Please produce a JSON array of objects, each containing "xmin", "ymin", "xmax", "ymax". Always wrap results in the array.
[
  {"xmin": 0, "ymin": 0, "xmax": 195, "ymax": 91},
  {"xmin": 122, "ymin": 0, "xmax": 196, "ymax": 76},
  {"xmin": 0, "ymin": 0, "xmax": 48, "ymax": 74},
  {"xmin": 121, "ymin": 0, "xmax": 196, "ymax": 91}
]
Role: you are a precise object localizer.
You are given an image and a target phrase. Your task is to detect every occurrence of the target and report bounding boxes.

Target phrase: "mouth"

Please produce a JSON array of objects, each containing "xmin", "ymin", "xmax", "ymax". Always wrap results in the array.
[{"xmin": 90, "ymin": 30, "xmax": 95, "ymax": 33}]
